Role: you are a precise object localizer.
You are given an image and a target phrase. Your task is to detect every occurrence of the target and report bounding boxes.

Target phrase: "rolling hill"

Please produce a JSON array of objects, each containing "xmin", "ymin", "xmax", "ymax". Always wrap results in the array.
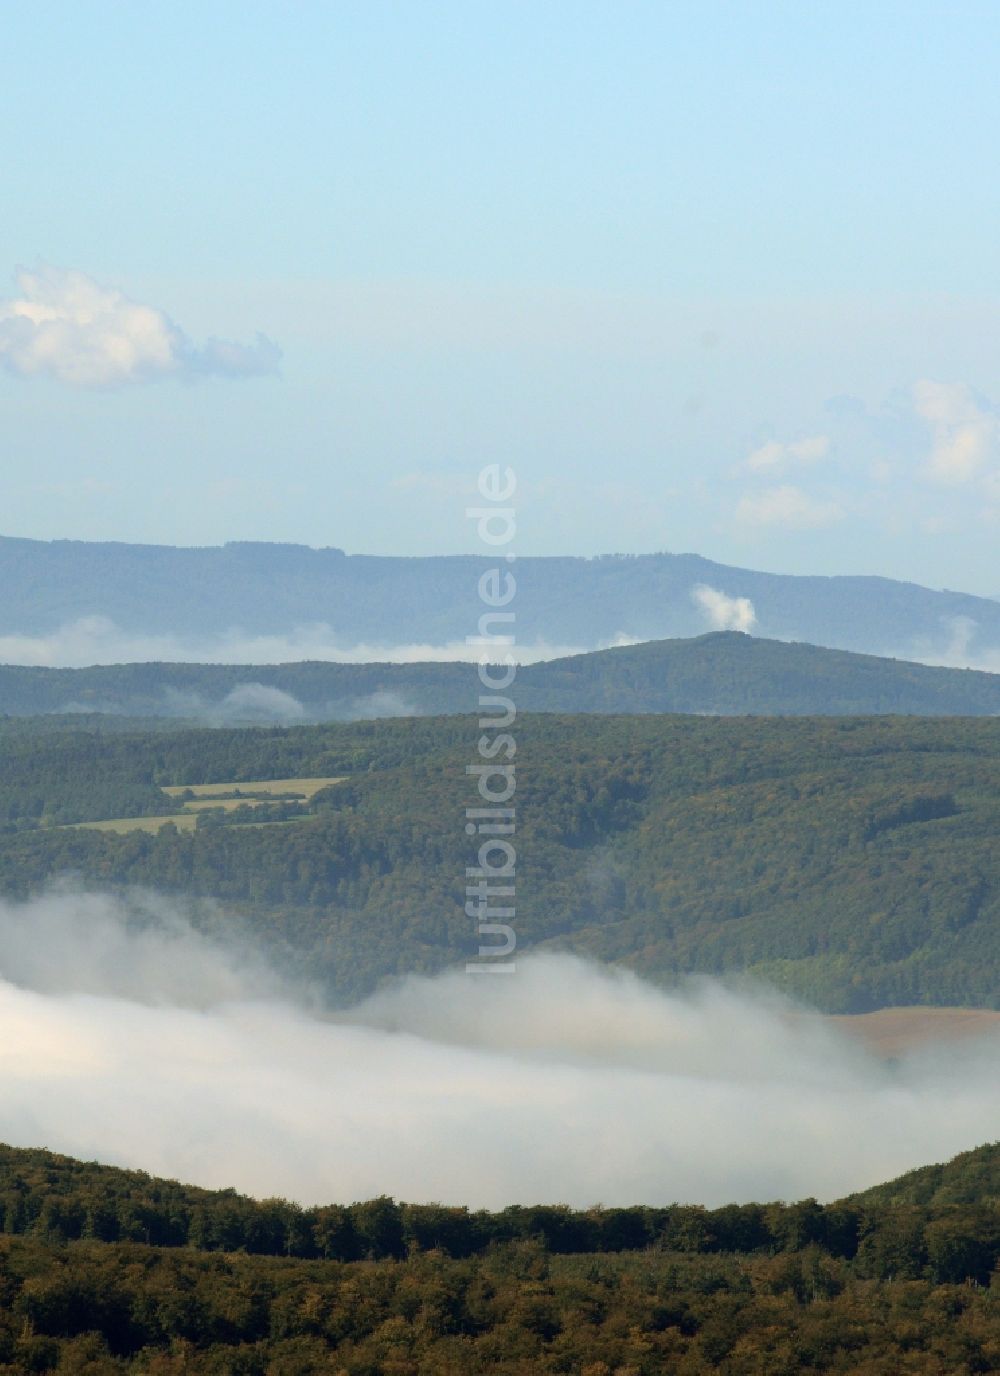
[{"xmin": 3, "ymin": 631, "xmax": 1000, "ymax": 719}]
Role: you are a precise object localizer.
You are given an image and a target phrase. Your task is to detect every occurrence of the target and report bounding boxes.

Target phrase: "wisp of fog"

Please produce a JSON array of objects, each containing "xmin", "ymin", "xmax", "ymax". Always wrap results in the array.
[
  {"xmin": 1, "ymin": 890, "xmax": 998, "ymax": 1209},
  {"xmin": 0, "ymin": 616, "xmax": 603, "ymax": 669}
]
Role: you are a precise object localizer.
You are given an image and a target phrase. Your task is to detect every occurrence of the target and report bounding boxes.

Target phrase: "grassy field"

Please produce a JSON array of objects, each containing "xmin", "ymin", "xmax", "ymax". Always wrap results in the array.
[
  {"xmin": 161, "ymin": 776, "xmax": 344, "ymax": 800},
  {"xmin": 68, "ymin": 776, "xmax": 345, "ymax": 834},
  {"xmin": 72, "ymin": 813, "xmax": 199, "ymax": 834}
]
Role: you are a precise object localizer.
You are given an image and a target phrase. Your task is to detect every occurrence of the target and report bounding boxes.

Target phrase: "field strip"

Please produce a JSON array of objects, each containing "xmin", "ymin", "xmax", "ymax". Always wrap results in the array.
[
  {"xmin": 162, "ymin": 776, "xmax": 344, "ymax": 799},
  {"xmin": 65, "ymin": 777, "xmax": 346, "ymax": 833},
  {"xmin": 72, "ymin": 814, "xmax": 199, "ymax": 834},
  {"xmin": 824, "ymin": 1006, "xmax": 1000, "ymax": 1056}
]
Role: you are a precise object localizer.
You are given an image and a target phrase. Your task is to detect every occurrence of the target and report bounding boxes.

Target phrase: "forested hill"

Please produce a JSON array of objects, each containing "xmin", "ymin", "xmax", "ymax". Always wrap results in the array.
[
  {"xmin": 2, "ymin": 1140, "xmax": 1000, "ymax": 1373},
  {"xmin": 850, "ymin": 1142, "xmax": 1000, "ymax": 1209},
  {"xmin": 4, "ymin": 632, "xmax": 1000, "ymax": 719},
  {"xmin": 3, "ymin": 533, "xmax": 1000, "ymax": 664},
  {"xmin": 521, "ymin": 634, "xmax": 1000, "ymax": 716},
  {"xmin": 3, "ymin": 714, "xmax": 1000, "ymax": 1011}
]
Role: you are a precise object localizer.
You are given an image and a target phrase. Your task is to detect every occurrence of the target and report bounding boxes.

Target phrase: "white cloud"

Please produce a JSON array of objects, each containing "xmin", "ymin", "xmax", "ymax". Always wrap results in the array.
[
  {"xmin": 736, "ymin": 484, "xmax": 845, "ymax": 530},
  {"xmin": 746, "ymin": 435, "xmax": 830, "ymax": 472},
  {"xmin": 913, "ymin": 380, "xmax": 999, "ymax": 485},
  {"xmin": 2, "ymin": 893, "xmax": 1000, "ymax": 1208},
  {"xmin": 0, "ymin": 266, "xmax": 281, "ymax": 387},
  {"xmin": 691, "ymin": 583, "xmax": 757, "ymax": 633}
]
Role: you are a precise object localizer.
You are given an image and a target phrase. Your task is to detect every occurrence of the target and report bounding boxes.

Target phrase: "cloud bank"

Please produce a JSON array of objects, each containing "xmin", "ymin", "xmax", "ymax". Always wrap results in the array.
[
  {"xmin": 1, "ymin": 891, "xmax": 999, "ymax": 1210},
  {"xmin": 0, "ymin": 266, "xmax": 280, "ymax": 387}
]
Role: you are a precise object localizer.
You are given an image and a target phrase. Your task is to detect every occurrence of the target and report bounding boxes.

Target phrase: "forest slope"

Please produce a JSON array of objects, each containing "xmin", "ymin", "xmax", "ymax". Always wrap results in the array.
[
  {"xmin": 851, "ymin": 1142, "xmax": 1000, "ymax": 1209},
  {"xmin": 1, "ymin": 714, "xmax": 998, "ymax": 1011}
]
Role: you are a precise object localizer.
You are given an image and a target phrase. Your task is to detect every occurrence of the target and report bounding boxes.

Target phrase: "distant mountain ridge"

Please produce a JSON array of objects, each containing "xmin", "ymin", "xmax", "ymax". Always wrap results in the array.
[
  {"xmin": 2, "ymin": 533, "xmax": 1000, "ymax": 665},
  {"xmin": 2, "ymin": 631, "xmax": 1000, "ymax": 720}
]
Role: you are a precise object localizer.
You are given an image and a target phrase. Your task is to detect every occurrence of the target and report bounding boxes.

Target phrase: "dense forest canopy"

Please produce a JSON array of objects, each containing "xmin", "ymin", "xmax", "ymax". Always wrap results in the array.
[
  {"xmin": 1, "ymin": 713, "xmax": 998, "ymax": 1011},
  {"xmin": 0, "ymin": 1141, "xmax": 999, "ymax": 1373}
]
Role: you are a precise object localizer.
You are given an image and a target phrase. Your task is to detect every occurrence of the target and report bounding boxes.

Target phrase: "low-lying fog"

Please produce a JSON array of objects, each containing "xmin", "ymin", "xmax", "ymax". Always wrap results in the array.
[
  {"xmin": 4, "ymin": 611, "xmax": 1000, "ymax": 673},
  {"xmin": 0, "ymin": 616, "xmax": 599, "ymax": 669},
  {"xmin": 1, "ymin": 890, "xmax": 998, "ymax": 1209}
]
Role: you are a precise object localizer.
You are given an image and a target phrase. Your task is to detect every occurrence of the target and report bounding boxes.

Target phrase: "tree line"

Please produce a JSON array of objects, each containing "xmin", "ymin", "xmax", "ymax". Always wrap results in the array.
[
  {"xmin": 1, "ymin": 1141, "xmax": 1000, "ymax": 1372},
  {"xmin": 4, "ymin": 1143, "xmax": 1000, "ymax": 1285}
]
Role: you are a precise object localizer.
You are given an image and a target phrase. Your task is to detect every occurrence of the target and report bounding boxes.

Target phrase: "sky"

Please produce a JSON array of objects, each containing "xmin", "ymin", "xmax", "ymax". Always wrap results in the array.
[{"xmin": 1, "ymin": 1, "xmax": 999, "ymax": 593}]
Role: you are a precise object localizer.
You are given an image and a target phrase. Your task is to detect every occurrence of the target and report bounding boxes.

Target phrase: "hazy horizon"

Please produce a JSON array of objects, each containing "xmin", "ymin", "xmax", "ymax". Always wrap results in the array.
[{"xmin": 3, "ymin": 3, "xmax": 1000, "ymax": 595}]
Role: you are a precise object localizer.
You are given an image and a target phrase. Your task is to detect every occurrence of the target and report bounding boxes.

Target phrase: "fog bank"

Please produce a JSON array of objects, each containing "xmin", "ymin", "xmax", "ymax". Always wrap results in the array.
[{"xmin": 1, "ymin": 892, "xmax": 998, "ymax": 1209}]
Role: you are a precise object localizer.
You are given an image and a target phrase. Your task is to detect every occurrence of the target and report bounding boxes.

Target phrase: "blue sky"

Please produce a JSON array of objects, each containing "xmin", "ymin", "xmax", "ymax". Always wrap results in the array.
[{"xmin": 1, "ymin": 0, "xmax": 999, "ymax": 592}]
